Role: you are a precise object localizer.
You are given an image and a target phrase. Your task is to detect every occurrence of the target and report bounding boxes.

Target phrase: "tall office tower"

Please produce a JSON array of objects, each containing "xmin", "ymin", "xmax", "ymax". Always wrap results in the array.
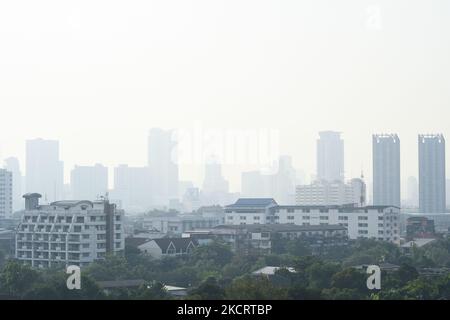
[
  {"xmin": 317, "ymin": 131, "xmax": 344, "ymax": 182},
  {"xmin": 202, "ymin": 159, "xmax": 229, "ymax": 195},
  {"xmin": 0, "ymin": 169, "xmax": 13, "ymax": 218},
  {"xmin": 4, "ymin": 157, "xmax": 23, "ymax": 211},
  {"xmin": 70, "ymin": 164, "xmax": 108, "ymax": 200},
  {"xmin": 241, "ymin": 171, "xmax": 273, "ymax": 198},
  {"xmin": 447, "ymin": 179, "xmax": 450, "ymax": 210},
  {"xmin": 406, "ymin": 176, "xmax": 419, "ymax": 208},
  {"xmin": 201, "ymin": 159, "xmax": 235, "ymax": 207},
  {"xmin": 148, "ymin": 128, "xmax": 179, "ymax": 207},
  {"xmin": 372, "ymin": 134, "xmax": 401, "ymax": 208},
  {"xmin": 273, "ymin": 155, "xmax": 297, "ymax": 204},
  {"xmin": 419, "ymin": 134, "xmax": 446, "ymax": 213},
  {"xmin": 26, "ymin": 139, "xmax": 64, "ymax": 203},
  {"xmin": 111, "ymin": 165, "xmax": 152, "ymax": 213}
]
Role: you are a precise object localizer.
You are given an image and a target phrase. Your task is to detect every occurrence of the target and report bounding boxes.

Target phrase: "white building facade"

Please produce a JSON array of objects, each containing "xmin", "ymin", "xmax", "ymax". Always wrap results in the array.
[
  {"xmin": 296, "ymin": 179, "xmax": 366, "ymax": 207},
  {"xmin": 15, "ymin": 193, "xmax": 125, "ymax": 268},
  {"xmin": 0, "ymin": 169, "xmax": 13, "ymax": 218},
  {"xmin": 225, "ymin": 198, "xmax": 400, "ymax": 244}
]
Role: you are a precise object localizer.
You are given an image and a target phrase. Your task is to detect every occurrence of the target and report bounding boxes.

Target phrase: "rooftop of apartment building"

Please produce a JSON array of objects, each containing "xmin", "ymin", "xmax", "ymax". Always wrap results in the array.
[
  {"xmin": 212, "ymin": 223, "xmax": 347, "ymax": 233},
  {"xmin": 226, "ymin": 198, "xmax": 400, "ymax": 211}
]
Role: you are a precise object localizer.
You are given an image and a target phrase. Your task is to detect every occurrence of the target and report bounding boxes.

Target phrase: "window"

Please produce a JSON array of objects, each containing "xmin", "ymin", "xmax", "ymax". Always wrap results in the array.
[
  {"xmin": 167, "ymin": 244, "xmax": 176, "ymax": 255},
  {"xmin": 358, "ymin": 216, "xmax": 368, "ymax": 220},
  {"xmin": 358, "ymin": 223, "xmax": 368, "ymax": 227},
  {"xmin": 254, "ymin": 216, "xmax": 260, "ymax": 220},
  {"xmin": 240, "ymin": 216, "xmax": 247, "ymax": 220},
  {"xmin": 287, "ymin": 209, "xmax": 294, "ymax": 213},
  {"xmin": 338, "ymin": 216, "xmax": 348, "ymax": 220},
  {"xmin": 227, "ymin": 216, "xmax": 233, "ymax": 220},
  {"xmin": 287, "ymin": 216, "xmax": 294, "ymax": 220},
  {"xmin": 319, "ymin": 216, "xmax": 328, "ymax": 220},
  {"xmin": 358, "ymin": 230, "xmax": 368, "ymax": 235},
  {"xmin": 302, "ymin": 216, "xmax": 310, "ymax": 220}
]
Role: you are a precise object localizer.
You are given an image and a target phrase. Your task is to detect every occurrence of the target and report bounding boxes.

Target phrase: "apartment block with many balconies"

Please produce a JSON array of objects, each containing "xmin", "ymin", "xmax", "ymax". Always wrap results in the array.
[{"xmin": 15, "ymin": 193, "xmax": 124, "ymax": 268}]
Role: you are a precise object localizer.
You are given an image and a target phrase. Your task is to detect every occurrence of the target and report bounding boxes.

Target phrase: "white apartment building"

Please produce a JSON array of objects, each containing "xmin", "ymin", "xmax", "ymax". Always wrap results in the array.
[
  {"xmin": 296, "ymin": 179, "xmax": 366, "ymax": 207},
  {"xmin": 225, "ymin": 198, "xmax": 400, "ymax": 244},
  {"xmin": 0, "ymin": 169, "xmax": 13, "ymax": 218},
  {"xmin": 16, "ymin": 193, "xmax": 125, "ymax": 268}
]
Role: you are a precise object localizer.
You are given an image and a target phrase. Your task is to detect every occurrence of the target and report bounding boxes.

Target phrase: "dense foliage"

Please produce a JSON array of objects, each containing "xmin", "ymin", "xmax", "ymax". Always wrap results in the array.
[{"xmin": 2, "ymin": 238, "xmax": 450, "ymax": 300}]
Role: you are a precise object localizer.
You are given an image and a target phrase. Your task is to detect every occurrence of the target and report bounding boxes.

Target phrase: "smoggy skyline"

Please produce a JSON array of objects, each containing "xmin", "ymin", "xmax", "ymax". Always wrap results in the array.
[{"xmin": 0, "ymin": 0, "xmax": 449, "ymax": 192}]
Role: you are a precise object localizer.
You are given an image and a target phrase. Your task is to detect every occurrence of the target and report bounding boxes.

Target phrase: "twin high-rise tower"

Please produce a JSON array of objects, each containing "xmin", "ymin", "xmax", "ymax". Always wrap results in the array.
[
  {"xmin": 372, "ymin": 133, "xmax": 446, "ymax": 212},
  {"xmin": 418, "ymin": 134, "xmax": 446, "ymax": 213},
  {"xmin": 372, "ymin": 134, "xmax": 401, "ymax": 208}
]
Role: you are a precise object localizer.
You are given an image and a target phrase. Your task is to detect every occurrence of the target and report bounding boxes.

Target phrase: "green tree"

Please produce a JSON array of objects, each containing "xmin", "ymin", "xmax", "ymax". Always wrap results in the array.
[
  {"xmin": 0, "ymin": 260, "xmax": 41, "ymax": 298},
  {"xmin": 331, "ymin": 268, "xmax": 367, "ymax": 292},
  {"xmin": 225, "ymin": 276, "xmax": 289, "ymax": 300},
  {"xmin": 396, "ymin": 264, "xmax": 419, "ymax": 285},
  {"xmin": 189, "ymin": 276, "xmax": 225, "ymax": 300}
]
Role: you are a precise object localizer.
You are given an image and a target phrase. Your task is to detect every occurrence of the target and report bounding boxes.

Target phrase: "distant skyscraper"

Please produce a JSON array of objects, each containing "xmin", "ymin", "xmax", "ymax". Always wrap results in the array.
[
  {"xmin": 71, "ymin": 164, "xmax": 108, "ymax": 200},
  {"xmin": 273, "ymin": 156, "xmax": 297, "ymax": 204},
  {"xmin": 317, "ymin": 131, "xmax": 344, "ymax": 182},
  {"xmin": 148, "ymin": 128, "xmax": 179, "ymax": 207},
  {"xmin": 419, "ymin": 134, "xmax": 446, "ymax": 213},
  {"xmin": 4, "ymin": 157, "xmax": 23, "ymax": 211},
  {"xmin": 111, "ymin": 165, "xmax": 152, "ymax": 213},
  {"xmin": 241, "ymin": 156, "xmax": 297, "ymax": 204},
  {"xmin": 0, "ymin": 169, "xmax": 13, "ymax": 218},
  {"xmin": 241, "ymin": 171, "xmax": 272, "ymax": 198},
  {"xmin": 26, "ymin": 139, "xmax": 64, "ymax": 203},
  {"xmin": 296, "ymin": 178, "xmax": 366, "ymax": 207},
  {"xmin": 372, "ymin": 134, "xmax": 401, "ymax": 208},
  {"xmin": 406, "ymin": 176, "xmax": 419, "ymax": 208},
  {"xmin": 447, "ymin": 179, "xmax": 450, "ymax": 210},
  {"xmin": 202, "ymin": 159, "xmax": 229, "ymax": 195}
]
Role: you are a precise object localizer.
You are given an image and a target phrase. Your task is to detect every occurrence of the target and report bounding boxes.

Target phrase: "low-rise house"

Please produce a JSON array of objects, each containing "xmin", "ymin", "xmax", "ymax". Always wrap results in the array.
[
  {"xmin": 164, "ymin": 285, "xmax": 188, "ymax": 297},
  {"xmin": 352, "ymin": 263, "xmax": 400, "ymax": 273},
  {"xmin": 401, "ymin": 238, "xmax": 436, "ymax": 254},
  {"xmin": 252, "ymin": 266, "xmax": 296, "ymax": 277},
  {"xmin": 138, "ymin": 238, "xmax": 199, "ymax": 259},
  {"xmin": 97, "ymin": 279, "xmax": 146, "ymax": 294}
]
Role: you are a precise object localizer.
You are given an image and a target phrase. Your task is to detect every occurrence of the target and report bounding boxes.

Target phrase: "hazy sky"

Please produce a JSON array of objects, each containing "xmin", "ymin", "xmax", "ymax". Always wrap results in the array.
[{"xmin": 0, "ymin": 0, "xmax": 449, "ymax": 193}]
